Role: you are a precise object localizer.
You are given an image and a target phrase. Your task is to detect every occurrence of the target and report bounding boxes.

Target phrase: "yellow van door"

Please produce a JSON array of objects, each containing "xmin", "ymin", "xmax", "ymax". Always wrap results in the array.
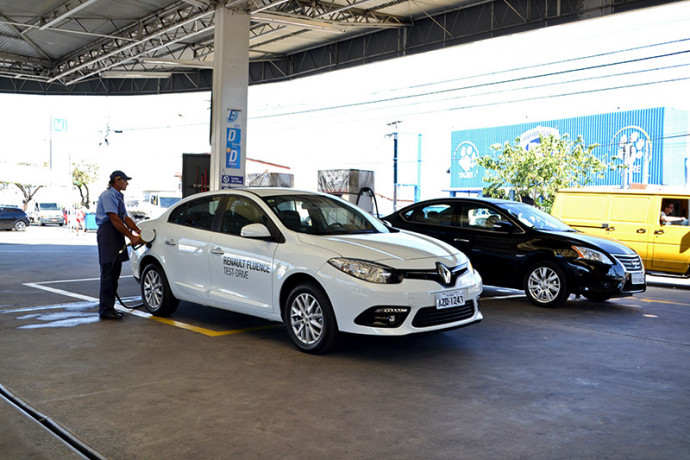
[
  {"xmin": 606, "ymin": 195, "xmax": 653, "ymax": 266},
  {"xmin": 555, "ymin": 193, "xmax": 608, "ymax": 238},
  {"xmin": 650, "ymin": 197, "xmax": 690, "ymax": 274}
]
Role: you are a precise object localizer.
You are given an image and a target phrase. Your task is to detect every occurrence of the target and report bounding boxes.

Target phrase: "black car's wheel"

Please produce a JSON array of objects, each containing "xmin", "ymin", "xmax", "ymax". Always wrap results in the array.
[
  {"xmin": 524, "ymin": 261, "xmax": 569, "ymax": 308},
  {"xmin": 141, "ymin": 263, "xmax": 178, "ymax": 316},
  {"xmin": 13, "ymin": 220, "xmax": 27, "ymax": 231},
  {"xmin": 285, "ymin": 283, "xmax": 338, "ymax": 354}
]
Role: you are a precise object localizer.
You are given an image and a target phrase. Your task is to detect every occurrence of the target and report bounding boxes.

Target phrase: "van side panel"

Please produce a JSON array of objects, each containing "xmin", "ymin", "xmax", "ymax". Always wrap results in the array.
[
  {"xmin": 555, "ymin": 194, "xmax": 608, "ymax": 238},
  {"xmin": 607, "ymin": 195, "xmax": 652, "ymax": 263}
]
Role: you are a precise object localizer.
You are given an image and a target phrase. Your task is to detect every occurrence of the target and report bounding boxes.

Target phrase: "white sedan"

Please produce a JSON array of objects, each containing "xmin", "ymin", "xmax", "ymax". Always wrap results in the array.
[{"xmin": 130, "ymin": 188, "xmax": 483, "ymax": 353}]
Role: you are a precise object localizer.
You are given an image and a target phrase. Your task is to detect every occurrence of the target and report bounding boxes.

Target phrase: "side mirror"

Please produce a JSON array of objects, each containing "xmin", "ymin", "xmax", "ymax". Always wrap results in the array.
[
  {"xmin": 493, "ymin": 221, "xmax": 515, "ymax": 232},
  {"xmin": 240, "ymin": 223, "xmax": 272, "ymax": 239},
  {"xmin": 380, "ymin": 219, "xmax": 400, "ymax": 232}
]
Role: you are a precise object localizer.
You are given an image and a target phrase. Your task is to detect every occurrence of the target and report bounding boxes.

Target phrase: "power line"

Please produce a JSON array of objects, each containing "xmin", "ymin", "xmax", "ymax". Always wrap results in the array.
[{"xmin": 249, "ymin": 38, "xmax": 690, "ymax": 120}]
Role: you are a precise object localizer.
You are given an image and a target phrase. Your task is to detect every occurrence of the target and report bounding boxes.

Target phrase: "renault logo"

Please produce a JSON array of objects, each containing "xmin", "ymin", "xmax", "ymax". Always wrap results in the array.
[{"xmin": 436, "ymin": 262, "xmax": 452, "ymax": 286}]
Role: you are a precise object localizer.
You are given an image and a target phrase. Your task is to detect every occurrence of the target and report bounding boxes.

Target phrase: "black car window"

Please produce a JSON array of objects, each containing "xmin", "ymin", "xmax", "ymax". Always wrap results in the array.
[
  {"xmin": 221, "ymin": 196, "xmax": 268, "ymax": 236},
  {"xmin": 402, "ymin": 204, "xmax": 454, "ymax": 226},
  {"xmin": 461, "ymin": 206, "xmax": 505, "ymax": 231},
  {"xmin": 500, "ymin": 202, "xmax": 573, "ymax": 231},
  {"xmin": 168, "ymin": 195, "xmax": 222, "ymax": 230}
]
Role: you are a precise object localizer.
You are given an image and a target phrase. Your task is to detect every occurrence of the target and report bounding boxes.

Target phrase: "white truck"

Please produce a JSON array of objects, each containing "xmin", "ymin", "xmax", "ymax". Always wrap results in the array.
[
  {"xmin": 126, "ymin": 191, "xmax": 181, "ymax": 221},
  {"xmin": 30, "ymin": 202, "xmax": 65, "ymax": 226}
]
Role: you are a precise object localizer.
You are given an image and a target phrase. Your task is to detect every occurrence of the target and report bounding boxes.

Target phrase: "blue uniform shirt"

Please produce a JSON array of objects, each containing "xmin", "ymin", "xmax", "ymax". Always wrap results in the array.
[{"xmin": 96, "ymin": 186, "xmax": 127, "ymax": 227}]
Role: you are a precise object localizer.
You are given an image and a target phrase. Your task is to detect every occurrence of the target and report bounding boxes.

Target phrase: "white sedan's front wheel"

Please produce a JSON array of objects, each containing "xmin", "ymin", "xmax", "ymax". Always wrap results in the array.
[{"xmin": 285, "ymin": 283, "xmax": 338, "ymax": 354}]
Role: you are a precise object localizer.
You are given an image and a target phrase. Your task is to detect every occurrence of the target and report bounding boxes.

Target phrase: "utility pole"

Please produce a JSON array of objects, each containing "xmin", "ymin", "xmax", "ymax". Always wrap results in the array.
[{"xmin": 387, "ymin": 120, "xmax": 401, "ymax": 210}]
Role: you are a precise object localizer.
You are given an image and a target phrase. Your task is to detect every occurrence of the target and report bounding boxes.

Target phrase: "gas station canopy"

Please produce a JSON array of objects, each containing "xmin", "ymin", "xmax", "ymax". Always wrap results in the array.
[{"xmin": 0, "ymin": 0, "xmax": 663, "ymax": 96}]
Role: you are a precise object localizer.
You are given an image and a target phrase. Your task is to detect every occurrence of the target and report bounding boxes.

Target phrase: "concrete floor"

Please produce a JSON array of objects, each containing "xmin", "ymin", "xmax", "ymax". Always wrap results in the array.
[{"xmin": 1, "ymin": 227, "xmax": 689, "ymax": 459}]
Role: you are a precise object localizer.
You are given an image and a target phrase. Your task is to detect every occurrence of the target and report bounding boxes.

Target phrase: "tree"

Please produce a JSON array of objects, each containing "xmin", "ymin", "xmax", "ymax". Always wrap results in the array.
[
  {"xmin": 14, "ymin": 184, "xmax": 44, "ymax": 210},
  {"xmin": 1, "ymin": 162, "xmax": 47, "ymax": 210},
  {"xmin": 477, "ymin": 134, "xmax": 605, "ymax": 212},
  {"xmin": 72, "ymin": 161, "xmax": 99, "ymax": 209}
]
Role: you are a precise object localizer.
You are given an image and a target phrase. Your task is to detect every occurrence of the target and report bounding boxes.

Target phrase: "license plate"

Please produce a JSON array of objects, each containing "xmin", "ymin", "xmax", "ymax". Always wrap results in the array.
[
  {"xmin": 436, "ymin": 289, "xmax": 465, "ymax": 309},
  {"xmin": 631, "ymin": 272, "xmax": 645, "ymax": 285}
]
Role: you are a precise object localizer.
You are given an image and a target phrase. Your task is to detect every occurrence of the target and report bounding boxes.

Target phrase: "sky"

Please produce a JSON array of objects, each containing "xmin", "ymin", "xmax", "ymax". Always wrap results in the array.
[{"xmin": 1, "ymin": 1, "xmax": 689, "ymax": 211}]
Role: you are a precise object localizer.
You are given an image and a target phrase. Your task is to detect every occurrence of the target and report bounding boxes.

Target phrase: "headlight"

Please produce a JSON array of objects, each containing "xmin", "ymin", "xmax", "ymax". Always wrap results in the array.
[
  {"xmin": 328, "ymin": 258, "xmax": 401, "ymax": 284},
  {"xmin": 572, "ymin": 246, "xmax": 612, "ymax": 265}
]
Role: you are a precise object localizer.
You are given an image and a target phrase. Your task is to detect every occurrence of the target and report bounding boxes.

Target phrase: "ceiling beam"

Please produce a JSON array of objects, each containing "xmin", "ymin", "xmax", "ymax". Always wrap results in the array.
[{"xmin": 38, "ymin": 0, "xmax": 104, "ymax": 30}]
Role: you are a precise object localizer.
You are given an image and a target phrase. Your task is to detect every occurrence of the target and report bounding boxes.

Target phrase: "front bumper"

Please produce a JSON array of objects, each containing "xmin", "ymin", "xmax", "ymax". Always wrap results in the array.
[
  {"xmin": 566, "ymin": 259, "xmax": 646, "ymax": 298},
  {"xmin": 323, "ymin": 266, "xmax": 484, "ymax": 336}
]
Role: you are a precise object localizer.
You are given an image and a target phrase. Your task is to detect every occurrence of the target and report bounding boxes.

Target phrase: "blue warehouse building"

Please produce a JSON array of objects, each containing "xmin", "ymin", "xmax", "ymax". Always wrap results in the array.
[{"xmin": 449, "ymin": 107, "xmax": 689, "ymax": 194}]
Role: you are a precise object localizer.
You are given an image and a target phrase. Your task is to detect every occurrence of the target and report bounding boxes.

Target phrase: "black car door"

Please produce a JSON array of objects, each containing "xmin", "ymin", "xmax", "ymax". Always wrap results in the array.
[
  {"xmin": 393, "ymin": 202, "xmax": 463, "ymax": 250},
  {"xmin": 0, "ymin": 207, "xmax": 9, "ymax": 230},
  {"xmin": 452, "ymin": 202, "xmax": 525, "ymax": 287}
]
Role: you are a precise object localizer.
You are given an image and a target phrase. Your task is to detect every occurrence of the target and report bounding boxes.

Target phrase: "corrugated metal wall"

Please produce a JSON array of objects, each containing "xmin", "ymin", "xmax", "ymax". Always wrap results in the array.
[{"xmin": 450, "ymin": 107, "xmax": 688, "ymax": 190}]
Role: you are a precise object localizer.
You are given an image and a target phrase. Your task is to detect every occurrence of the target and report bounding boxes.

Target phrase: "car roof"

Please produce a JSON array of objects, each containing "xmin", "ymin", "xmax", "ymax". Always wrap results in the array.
[
  {"xmin": 174, "ymin": 188, "xmax": 332, "ymax": 205},
  {"xmin": 397, "ymin": 197, "xmax": 530, "ymax": 209}
]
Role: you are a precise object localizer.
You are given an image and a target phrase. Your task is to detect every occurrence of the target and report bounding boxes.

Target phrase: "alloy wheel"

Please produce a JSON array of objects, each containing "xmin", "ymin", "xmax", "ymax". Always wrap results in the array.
[{"xmin": 290, "ymin": 292, "xmax": 324, "ymax": 346}]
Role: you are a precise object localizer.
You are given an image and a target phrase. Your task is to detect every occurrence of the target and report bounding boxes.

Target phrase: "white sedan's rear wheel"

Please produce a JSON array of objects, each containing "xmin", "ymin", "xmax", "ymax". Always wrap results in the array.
[{"xmin": 141, "ymin": 264, "xmax": 179, "ymax": 316}]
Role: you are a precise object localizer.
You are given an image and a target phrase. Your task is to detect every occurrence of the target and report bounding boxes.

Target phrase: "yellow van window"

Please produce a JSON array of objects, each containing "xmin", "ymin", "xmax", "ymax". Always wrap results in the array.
[{"xmin": 610, "ymin": 197, "xmax": 650, "ymax": 223}]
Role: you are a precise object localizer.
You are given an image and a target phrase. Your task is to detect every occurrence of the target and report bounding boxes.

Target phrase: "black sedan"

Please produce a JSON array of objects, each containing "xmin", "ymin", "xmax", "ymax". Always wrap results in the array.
[
  {"xmin": 384, "ymin": 197, "xmax": 646, "ymax": 307},
  {"xmin": 0, "ymin": 206, "xmax": 29, "ymax": 231}
]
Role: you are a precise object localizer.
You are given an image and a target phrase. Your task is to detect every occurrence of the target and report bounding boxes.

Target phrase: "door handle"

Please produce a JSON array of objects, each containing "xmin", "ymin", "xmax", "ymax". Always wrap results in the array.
[
  {"xmin": 605, "ymin": 227, "xmax": 615, "ymax": 232},
  {"xmin": 210, "ymin": 247, "xmax": 224, "ymax": 255},
  {"xmin": 165, "ymin": 239, "xmax": 176, "ymax": 246},
  {"xmin": 654, "ymin": 229, "xmax": 664, "ymax": 235},
  {"xmin": 636, "ymin": 228, "xmax": 646, "ymax": 234},
  {"xmin": 454, "ymin": 238, "xmax": 470, "ymax": 243}
]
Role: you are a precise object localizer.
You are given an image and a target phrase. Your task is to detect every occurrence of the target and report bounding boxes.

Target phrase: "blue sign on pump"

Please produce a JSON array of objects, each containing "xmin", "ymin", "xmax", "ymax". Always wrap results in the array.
[{"xmin": 226, "ymin": 127, "xmax": 241, "ymax": 169}]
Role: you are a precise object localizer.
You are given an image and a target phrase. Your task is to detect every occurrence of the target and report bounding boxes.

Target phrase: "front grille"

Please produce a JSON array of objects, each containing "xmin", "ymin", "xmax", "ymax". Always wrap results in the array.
[
  {"xmin": 412, "ymin": 302, "xmax": 475, "ymax": 328},
  {"xmin": 403, "ymin": 265, "xmax": 468, "ymax": 287},
  {"xmin": 613, "ymin": 254, "xmax": 643, "ymax": 272}
]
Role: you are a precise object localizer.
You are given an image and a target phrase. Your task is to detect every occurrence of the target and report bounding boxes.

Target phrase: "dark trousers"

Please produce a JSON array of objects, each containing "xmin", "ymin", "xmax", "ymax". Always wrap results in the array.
[{"xmin": 99, "ymin": 260, "xmax": 122, "ymax": 315}]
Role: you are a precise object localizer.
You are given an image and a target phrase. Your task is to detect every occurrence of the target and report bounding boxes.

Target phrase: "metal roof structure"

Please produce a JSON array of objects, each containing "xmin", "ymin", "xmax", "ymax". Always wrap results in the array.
[{"xmin": 0, "ymin": 0, "xmax": 670, "ymax": 95}]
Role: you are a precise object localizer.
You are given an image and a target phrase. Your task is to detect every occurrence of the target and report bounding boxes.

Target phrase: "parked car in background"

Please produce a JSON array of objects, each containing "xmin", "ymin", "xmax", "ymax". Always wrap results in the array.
[
  {"xmin": 131, "ymin": 189, "xmax": 483, "ymax": 354},
  {"xmin": 0, "ymin": 206, "xmax": 30, "ymax": 231},
  {"xmin": 384, "ymin": 197, "xmax": 646, "ymax": 307},
  {"xmin": 552, "ymin": 187, "xmax": 690, "ymax": 277},
  {"xmin": 29, "ymin": 202, "xmax": 65, "ymax": 226}
]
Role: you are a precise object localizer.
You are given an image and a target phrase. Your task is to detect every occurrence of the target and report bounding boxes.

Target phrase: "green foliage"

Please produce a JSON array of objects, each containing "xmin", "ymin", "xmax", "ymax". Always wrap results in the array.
[
  {"xmin": 72, "ymin": 161, "xmax": 99, "ymax": 209},
  {"xmin": 477, "ymin": 134, "xmax": 605, "ymax": 212}
]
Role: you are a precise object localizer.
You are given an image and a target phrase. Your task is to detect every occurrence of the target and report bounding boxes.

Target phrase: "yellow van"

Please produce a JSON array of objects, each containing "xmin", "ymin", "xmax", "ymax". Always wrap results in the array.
[{"xmin": 552, "ymin": 187, "xmax": 690, "ymax": 276}]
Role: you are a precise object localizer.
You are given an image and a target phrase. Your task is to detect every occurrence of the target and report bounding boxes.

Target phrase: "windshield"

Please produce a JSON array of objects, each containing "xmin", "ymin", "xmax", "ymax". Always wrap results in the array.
[
  {"xmin": 39, "ymin": 203, "xmax": 59, "ymax": 210},
  {"xmin": 160, "ymin": 197, "xmax": 181, "ymax": 208},
  {"xmin": 500, "ymin": 202, "xmax": 574, "ymax": 232},
  {"xmin": 262, "ymin": 194, "xmax": 387, "ymax": 235}
]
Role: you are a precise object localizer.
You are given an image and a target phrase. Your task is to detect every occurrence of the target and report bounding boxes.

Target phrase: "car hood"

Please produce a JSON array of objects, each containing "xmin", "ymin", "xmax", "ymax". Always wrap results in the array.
[
  {"xmin": 298, "ymin": 231, "xmax": 466, "ymax": 268},
  {"xmin": 546, "ymin": 230, "xmax": 637, "ymax": 255}
]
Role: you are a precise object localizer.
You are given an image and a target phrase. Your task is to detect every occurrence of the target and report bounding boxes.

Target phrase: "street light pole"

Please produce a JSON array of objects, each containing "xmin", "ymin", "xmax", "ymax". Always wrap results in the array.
[{"xmin": 387, "ymin": 120, "xmax": 401, "ymax": 211}]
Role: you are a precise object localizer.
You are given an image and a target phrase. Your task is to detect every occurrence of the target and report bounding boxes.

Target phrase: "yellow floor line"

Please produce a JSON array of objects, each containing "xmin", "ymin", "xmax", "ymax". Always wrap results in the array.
[
  {"xmin": 150, "ymin": 316, "xmax": 282, "ymax": 337},
  {"xmin": 638, "ymin": 298, "xmax": 690, "ymax": 306}
]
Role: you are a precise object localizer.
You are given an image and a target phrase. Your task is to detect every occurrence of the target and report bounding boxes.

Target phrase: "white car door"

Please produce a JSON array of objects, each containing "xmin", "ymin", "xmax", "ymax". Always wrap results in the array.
[
  {"xmin": 161, "ymin": 195, "xmax": 222, "ymax": 301},
  {"xmin": 207, "ymin": 195, "xmax": 279, "ymax": 317}
]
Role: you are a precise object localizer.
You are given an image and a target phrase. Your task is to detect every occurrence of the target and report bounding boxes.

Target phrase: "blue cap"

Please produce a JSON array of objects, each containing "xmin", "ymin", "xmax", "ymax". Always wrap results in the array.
[{"xmin": 110, "ymin": 170, "xmax": 132, "ymax": 181}]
